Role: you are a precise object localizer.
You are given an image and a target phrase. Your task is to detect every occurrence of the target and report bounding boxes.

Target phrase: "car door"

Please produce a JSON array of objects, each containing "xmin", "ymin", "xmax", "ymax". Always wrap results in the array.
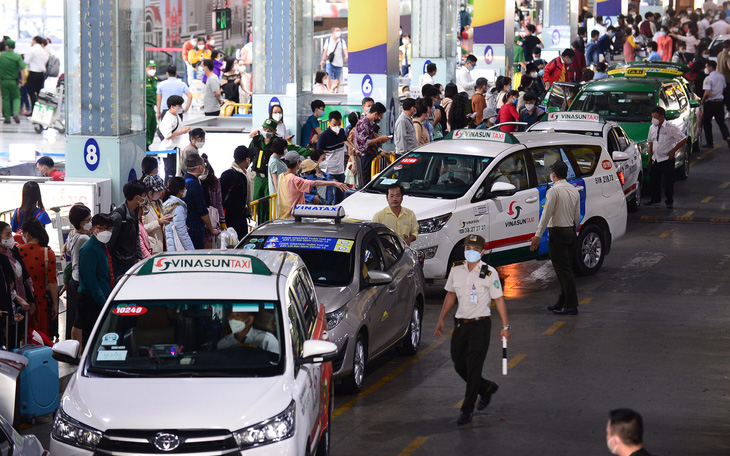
[
  {"xmin": 358, "ymin": 233, "xmax": 391, "ymax": 356},
  {"xmin": 478, "ymin": 151, "xmax": 540, "ymax": 265},
  {"xmin": 614, "ymin": 126, "xmax": 641, "ymax": 194},
  {"xmin": 377, "ymin": 230, "xmax": 412, "ymax": 343}
]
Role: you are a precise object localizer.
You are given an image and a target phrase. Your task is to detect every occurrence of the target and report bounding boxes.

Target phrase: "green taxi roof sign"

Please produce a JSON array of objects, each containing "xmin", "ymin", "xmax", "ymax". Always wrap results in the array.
[
  {"xmin": 137, "ymin": 254, "xmax": 272, "ymax": 276},
  {"xmin": 607, "ymin": 62, "xmax": 689, "ymax": 79},
  {"xmin": 547, "ymin": 112, "xmax": 603, "ymax": 122},
  {"xmin": 445, "ymin": 129, "xmax": 520, "ymax": 144}
]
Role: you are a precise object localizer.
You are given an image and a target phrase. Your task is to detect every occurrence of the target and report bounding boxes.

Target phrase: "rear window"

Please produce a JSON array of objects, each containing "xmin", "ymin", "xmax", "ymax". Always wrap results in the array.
[{"xmin": 565, "ymin": 145, "xmax": 601, "ymax": 176}]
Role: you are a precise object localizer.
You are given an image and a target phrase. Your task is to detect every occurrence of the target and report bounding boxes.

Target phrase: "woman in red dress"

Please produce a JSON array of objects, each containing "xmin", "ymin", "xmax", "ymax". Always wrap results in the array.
[
  {"xmin": 18, "ymin": 218, "xmax": 58, "ymax": 338},
  {"xmin": 497, "ymin": 90, "xmax": 520, "ymax": 132}
]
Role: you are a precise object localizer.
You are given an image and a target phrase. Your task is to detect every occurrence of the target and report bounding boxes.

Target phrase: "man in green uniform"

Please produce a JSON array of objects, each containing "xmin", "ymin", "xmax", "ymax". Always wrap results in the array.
[
  {"xmin": 0, "ymin": 39, "xmax": 26, "ymax": 124},
  {"xmin": 145, "ymin": 60, "xmax": 158, "ymax": 149}
]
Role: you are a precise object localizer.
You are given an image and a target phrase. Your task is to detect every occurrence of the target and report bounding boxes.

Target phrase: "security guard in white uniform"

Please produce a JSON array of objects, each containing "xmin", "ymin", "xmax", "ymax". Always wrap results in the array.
[{"xmin": 434, "ymin": 234, "xmax": 511, "ymax": 425}]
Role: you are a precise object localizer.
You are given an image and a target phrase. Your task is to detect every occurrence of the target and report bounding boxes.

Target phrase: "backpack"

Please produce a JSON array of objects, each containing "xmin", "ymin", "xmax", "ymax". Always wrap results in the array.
[{"xmin": 46, "ymin": 54, "xmax": 60, "ymax": 77}]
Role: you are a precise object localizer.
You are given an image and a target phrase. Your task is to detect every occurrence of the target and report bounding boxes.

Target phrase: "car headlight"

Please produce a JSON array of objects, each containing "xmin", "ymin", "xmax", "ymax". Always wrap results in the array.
[
  {"xmin": 326, "ymin": 306, "xmax": 347, "ymax": 330},
  {"xmin": 418, "ymin": 213, "xmax": 452, "ymax": 234},
  {"xmin": 419, "ymin": 246, "xmax": 438, "ymax": 260},
  {"xmin": 233, "ymin": 401, "xmax": 295, "ymax": 450},
  {"xmin": 52, "ymin": 409, "xmax": 103, "ymax": 451}
]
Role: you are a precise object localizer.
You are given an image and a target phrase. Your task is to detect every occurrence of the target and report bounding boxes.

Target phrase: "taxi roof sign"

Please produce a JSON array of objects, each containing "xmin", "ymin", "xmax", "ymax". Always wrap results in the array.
[
  {"xmin": 548, "ymin": 112, "xmax": 602, "ymax": 122},
  {"xmin": 292, "ymin": 204, "xmax": 346, "ymax": 222},
  {"xmin": 446, "ymin": 129, "xmax": 520, "ymax": 144},
  {"xmin": 607, "ymin": 62, "xmax": 688, "ymax": 79},
  {"xmin": 137, "ymin": 254, "xmax": 272, "ymax": 276}
]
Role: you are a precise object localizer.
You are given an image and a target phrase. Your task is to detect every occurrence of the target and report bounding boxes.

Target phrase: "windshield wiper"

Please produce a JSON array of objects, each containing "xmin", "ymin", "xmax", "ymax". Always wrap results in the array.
[
  {"xmin": 155, "ymin": 371, "xmax": 239, "ymax": 377},
  {"xmin": 87, "ymin": 367, "xmax": 147, "ymax": 377}
]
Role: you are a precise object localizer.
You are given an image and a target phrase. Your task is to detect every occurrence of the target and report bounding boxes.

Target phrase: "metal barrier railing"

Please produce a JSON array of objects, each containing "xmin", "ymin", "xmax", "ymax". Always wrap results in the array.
[
  {"xmin": 371, "ymin": 154, "xmax": 395, "ymax": 178},
  {"xmin": 249, "ymin": 192, "xmax": 278, "ymax": 231}
]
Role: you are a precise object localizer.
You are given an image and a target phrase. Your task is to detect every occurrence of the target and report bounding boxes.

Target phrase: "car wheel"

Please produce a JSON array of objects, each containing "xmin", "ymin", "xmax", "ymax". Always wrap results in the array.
[
  {"xmin": 628, "ymin": 175, "xmax": 641, "ymax": 212},
  {"xmin": 341, "ymin": 333, "xmax": 366, "ymax": 394},
  {"xmin": 574, "ymin": 224, "xmax": 605, "ymax": 276},
  {"xmin": 676, "ymin": 143, "xmax": 691, "ymax": 180},
  {"xmin": 315, "ymin": 386, "xmax": 333, "ymax": 456},
  {"xmin": 396, "ymin": 303, "xmax": 422, "ymax": 356}
]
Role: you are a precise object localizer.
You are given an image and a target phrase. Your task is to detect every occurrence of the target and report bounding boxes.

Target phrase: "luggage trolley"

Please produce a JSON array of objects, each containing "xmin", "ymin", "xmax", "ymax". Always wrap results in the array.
[{"xmin": 29, "ymin": 75, "xmax": 65, "ymax": 134}]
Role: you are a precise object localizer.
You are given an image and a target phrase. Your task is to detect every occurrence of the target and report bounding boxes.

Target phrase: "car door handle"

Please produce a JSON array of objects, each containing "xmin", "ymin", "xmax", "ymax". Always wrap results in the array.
[
  {"xmin": 407, "ymin": 270, "xmax": 415, "ymax": 278},
  {"xmin": 525, "ymin": 196, "xmax": 538, "ymax": 203},
  {"xmin": 388, "ymin": 284, "xmax": 397, "ymax": 293},
  {"xmin": 575, "ymin": 186, "xmax": 584, "ymax": 191}
]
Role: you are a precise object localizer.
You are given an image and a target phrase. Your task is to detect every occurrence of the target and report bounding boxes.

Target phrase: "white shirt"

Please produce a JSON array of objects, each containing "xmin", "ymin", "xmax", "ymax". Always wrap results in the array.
[
  {"xmin": 157, "ymin": 112, "xmax": 185, "ymax": 151},
  {"xmin": 217, "ymin": 327, "xmax": 280, "ymax": 354},
  {"xmin": 455, "ymin": 66, "xmax": 476, "ymax": 96},
  {"xmin": 711, "ymin": 20, "xmax": 730, "ymax": 37},
  {"xmin": 24, "ymin": 43, "xmax": 48, "ymax": 73},
  {"xmin": 324, "ymin": 36, "xmax": 348, "ymax": 67},
  {"xmin": 419, "ymin": 73, "xmax": 434, "ymax": 89},
  {"xmin": 534, "ymin": 179, "xmax": 580, "ymax": 238},
  {"xmin": 593, "ymin": 24, "xmax": 607, "ymax": 37},
  {"xmin": 703, "ymin": 70, "xmax": 726, "ymax": 101},
  {"xmin": 698, "ymin": 18, "xmax": 711, "ymax": 38},
  {"xmin": 445, "ymin": 261, "xmax": 503, "ymax": 319},
  {"xmin": 647, "ymin": 121, "xmax": 686, "ymax": 163},
  {"xmin": 703, "ymin": 0, "xmax": 717, "ymax": 12}
]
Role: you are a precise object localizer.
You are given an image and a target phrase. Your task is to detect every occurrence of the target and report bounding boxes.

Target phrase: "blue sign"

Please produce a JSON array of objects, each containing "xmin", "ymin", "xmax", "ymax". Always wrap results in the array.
[
  {"xmin": 604, "ymin": 16, "xmax": 612, "ymax": 26},
  {"xmin": 423, "ymin": 60, "xmax": 432, "ymax": 74},
  {"xmin": 361, "ymin": 75, "xmax": 373, "ymax": 97},
  {"xmin": 268, "ymin": 97, "xmax": 281, "ymax": 114},
  {"xmin": 551, "ymin": 29, "xmax": 560, "ymax": 45},
  {"xmin": 484, "ymin": 46, "xmax": 494, "ymax": 65},
  {"xmin": 263, "ymin": 236, "xmax": 354, "ymax": 253},
  {"xmin": 84, "ymin": 138, "xmax": 100, "ymax": 171}
]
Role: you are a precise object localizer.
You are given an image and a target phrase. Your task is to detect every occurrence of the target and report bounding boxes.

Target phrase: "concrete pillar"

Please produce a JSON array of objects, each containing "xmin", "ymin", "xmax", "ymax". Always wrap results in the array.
[
  {"xmin": 410, "ymin": 0, "xmax": 459, "ymax": 91},
  {"xmin": 347, "ymin": 0, "xmax": 400, "ymax": 141},
  {"xmin": 543, "ymin": 0, "xmax": 579, "ymax": 53},
  {"xmin": 64, "ymin": 0, "xmax": 147, "ymax": 205},
  {"xmin": 251, "ymin": 0, "xmax": 313, "ymax": 146},
  {"xmin": 471, "ymin": 0, "xmax": 514, "ymax": 79}
]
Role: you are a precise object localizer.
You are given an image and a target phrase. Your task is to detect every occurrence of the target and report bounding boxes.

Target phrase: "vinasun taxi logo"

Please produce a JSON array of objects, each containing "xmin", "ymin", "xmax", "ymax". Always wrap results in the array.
[{"xmin": 505, "ymin": 201, "xmax": 534, "ymax": 227}]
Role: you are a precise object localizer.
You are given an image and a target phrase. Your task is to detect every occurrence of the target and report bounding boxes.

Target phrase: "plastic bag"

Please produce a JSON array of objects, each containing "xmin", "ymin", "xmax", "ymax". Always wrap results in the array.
[{"xmin": 218, "ymin": 227, "xmax": 240, "ymax": 249}]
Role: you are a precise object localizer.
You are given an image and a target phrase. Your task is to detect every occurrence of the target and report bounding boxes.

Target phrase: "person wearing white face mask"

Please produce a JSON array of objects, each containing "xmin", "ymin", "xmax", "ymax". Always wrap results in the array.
[
  {"xmin": 77, "ymin": 212, "xmax": 115, "ymax": 346},
  {"xmin": 317, "ymin": 110, "xmax": 349, "ymax": 202},
  {"xmin": 605, "ymin": 409, "xmax": 654, "ymax": 456},
  {"xmin": 163, "ymin": 177, "xmax": 194, "ymax": 252},
  {"xmin": 180, "ymin": 128, "xmax": 206, "ymax": 175},
  {"xmin": 64, "ymin": 204, "xmax": 92, "ymax": 343},
  {"xmin": 434, "ymin": 234, "xmax": 510, "ymax": 425},
  {"xmin": 645, "ymin": 107, "xmax": 687, "ymax": 209},
  {"xmin": 217, "ymin": 310, "xmax": 280, "ymax": 353},
  {"xmin": 518, "ymin": 92, "xmax": 543, "ymax": 130},
  {"xmin": 321, "ymin": 27, "xmax": 348, "ymax": 83},
  {"xmin": 188, "ymin": 38, "xmax": 211, "ymax": 77},
  {"xmin": 0, "ymin": 221, "xmax": 33, "ymax": 348},
  {"xmin": 142, "ymin": 174, "xmax": 173, "ymax": 254}
]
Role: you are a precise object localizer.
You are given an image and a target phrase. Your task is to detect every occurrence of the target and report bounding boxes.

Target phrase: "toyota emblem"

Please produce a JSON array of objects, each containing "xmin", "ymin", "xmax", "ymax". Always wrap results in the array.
[{"xmin": 153, "ymin": 433, "xmax": 181, "ymax": 452}]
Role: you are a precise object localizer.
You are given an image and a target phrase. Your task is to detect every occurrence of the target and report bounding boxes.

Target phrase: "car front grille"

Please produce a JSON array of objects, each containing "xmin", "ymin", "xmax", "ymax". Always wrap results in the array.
[{"xmin": 96, "ymin": 429, "xmax": 239, "ymax": 456}]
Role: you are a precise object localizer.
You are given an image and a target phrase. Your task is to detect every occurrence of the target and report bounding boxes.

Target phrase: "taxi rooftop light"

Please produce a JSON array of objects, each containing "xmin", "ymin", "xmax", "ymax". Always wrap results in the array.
[
  {"xmin": 445, "ymin": 129, "xmax": 520, "ymax": 144},
  {"xmin": 292, "ymin": 205, "xmax": 346, "ymax": 223},
  {"xmin": 547, "ymin": 111, "xmax": 603, "ymax": 122},
  {"xmin": 136, "ymin": 253, "xmax": 272, "ymax": 276}
]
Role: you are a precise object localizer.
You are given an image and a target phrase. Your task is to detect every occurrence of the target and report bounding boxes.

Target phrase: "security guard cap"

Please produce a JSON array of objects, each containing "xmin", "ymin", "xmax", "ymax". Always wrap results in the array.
[
  {"xmin": 146, "ymin": 60, "xmax": 157, "ymax": 67},
  {"xmin": 464, "ymin": 234, "xmax": 486, "ymax": 250},
  {"xmin": 262, "ymin": 118, "xmax": 278, "ymax": 130}
]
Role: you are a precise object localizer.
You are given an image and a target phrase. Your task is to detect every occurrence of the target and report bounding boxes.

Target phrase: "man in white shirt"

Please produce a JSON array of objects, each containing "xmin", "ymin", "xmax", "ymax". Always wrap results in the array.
[
  {"xmin": 711, "ymin": 12, "xmax": 730, "ymax": 37},
  {"xmin": 217, "ymin": 311, "xmax": 280, "ymax": 355},
  {"xmin": 700, "ymin": 60, "xmax": 730, "ymax": 149},
  {"xmin": 698, "ymin": 12, "xmax": 712, "ymax": 38},
  {"xmin": 419, "ymin": 62, "xmax": 437, "ymax": 89},
  {"xmin": 158, "ymin": 95, "xmax": 190, "ymax": 177},
  {"xmin": 529, "ymin": 161, "xmax": 581, "ymax": 315},
  {"xmin": 645, "ymin": 107, "xmax": 687, "ymax": 210},
  {"xmin": 24, "ymin": 35, "xmax": 48, "ymax": 113},
  {"xmin": 321, "ymin": 27, "xmax": 348, "ymax": 83},
  {"xmin": 456, "ymin": 54, "xmax": 478, "ymax": 96},
  {"xmin": 393, "ymin": 98, "xmax": 418, "ymax": 155}
]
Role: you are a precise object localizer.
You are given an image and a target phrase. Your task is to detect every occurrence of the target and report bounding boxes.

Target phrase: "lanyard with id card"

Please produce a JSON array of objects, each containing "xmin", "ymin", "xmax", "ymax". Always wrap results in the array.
[{"xmin": 470, "ymin": 284, "xmax": 478, "ymax": 304}]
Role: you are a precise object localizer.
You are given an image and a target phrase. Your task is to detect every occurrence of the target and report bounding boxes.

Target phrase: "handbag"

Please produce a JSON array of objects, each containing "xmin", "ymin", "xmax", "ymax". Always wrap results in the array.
[{"xmin": 328, "ymin": 39, "xmax": 340, "ymax": 63}]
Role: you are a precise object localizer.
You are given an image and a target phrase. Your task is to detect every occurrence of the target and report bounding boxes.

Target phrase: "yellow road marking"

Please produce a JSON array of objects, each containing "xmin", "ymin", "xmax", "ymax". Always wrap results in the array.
[
  {"xmin": 543, "ymin": 321, "xmax": 564, "ymax": 335},
  {"xmin": 680, "ymin": 211, "xmax": 695, "ymax": 218},
  {"xmin": 454, "ymin": 399, "xmax": 463, "ymax": 409},
  {"xmin": 640, "ymin": 215, "xmax": 659, "ymax": 221},
  {"xmin": 659, "ymin": 229, "xmax": 674, "ymax": 238},
  {"xmin": 332, "ymin": 329, "xmax": 454, "ymax": 419},
  {"xmin": 711, "ymin": 217, "xmax": 730, "ymax": 222},
  {"xmin": 508, "ymin": 354, "xmax": 527, "ymax": 369},
  {"xmin": 720, "ymin": 182, "xmax": 730, "ymax": 189},
  {"xmin": 579, "ymin": 297, "xmax": 593, "ymax": 306},
  {"xmin": 398, "ymin": 437, "xmax": 429, "ymax": 456},
  {"xmin": 701, "ymin": 196, "xmax": 713, "ymax": 203}
]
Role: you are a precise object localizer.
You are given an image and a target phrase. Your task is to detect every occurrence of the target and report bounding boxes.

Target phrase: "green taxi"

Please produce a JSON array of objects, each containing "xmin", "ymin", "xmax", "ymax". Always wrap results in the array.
[{"xmin": 568, "ymin": 62, "xmax": 702, "ymax": 180}]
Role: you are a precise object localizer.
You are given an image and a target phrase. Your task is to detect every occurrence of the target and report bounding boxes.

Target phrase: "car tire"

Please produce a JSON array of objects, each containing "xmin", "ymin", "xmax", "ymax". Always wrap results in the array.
[
  {"xmin": 341, "ymin": 333, "xmax": 367, "ymax": 394},
  {"xmin": 628, "ymin": 175, "xmax": 641, "ymax": 212},
  {"xmin": 676, "ymin": 143, "xmax": 691, "ymax": 180},
  {"xmin": 574, "ymin": 223, "xmax": 605, "ymax": 276},
  {"xmin": 315, "ymin": 385, "xmax": 333, "ymax": 456},
  {"xmin": 396, "ymin": 303, "xmax": 422, "ymax": 356}
]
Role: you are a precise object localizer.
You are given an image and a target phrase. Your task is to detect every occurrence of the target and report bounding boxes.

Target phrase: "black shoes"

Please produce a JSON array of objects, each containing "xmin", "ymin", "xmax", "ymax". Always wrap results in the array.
[
  {"xmin": 552, "ymin": 307, "xmax": 578, "ymax": 315},
  {"xmin": 476, "ymin": 382, "xmax": 499, "ymax": 410},
  {"xmin": 3, "ymin": 119, "xmax": 10, "ymax": 124},
  {"xmin": 547, "ymin": 303, "xmax": 563, "ymax": 311},
  {"xmin": 644, "ymin": 200, "xmax": 660, "ymax": 206},
  {"xmin": 12, "ymin": 115, "xmax": 19, "ymax": 124},
  {"xmin": 457, "ymin": 410, "xmax": 473, "ymax": 425}
]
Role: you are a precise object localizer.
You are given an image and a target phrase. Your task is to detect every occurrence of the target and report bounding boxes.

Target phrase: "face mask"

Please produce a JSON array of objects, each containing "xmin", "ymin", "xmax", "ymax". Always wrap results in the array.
[
  {"xmin": 0, "ymin": 237, "xmax": 15, "ymax": 249},
  {"xmin": 705, "ymin": 68, "xmax": 710, "ymax": 74},
  {"xmin": 468, "ymin": 65, "xmax": 475, "ymax": 71},
  {"xmin": 331, "ymin": 125, "xmax": 341, "ymax": 134},
  {"xmin": 651, "ymin": 118, "xmax": 660, "ymax": 126},
  {"xmin": 525, "ymin": 103, "xmax": 535, "ymax": 110},
  {"xmin": 182, "ymin": 189, "xmax": 188, "ymax": 198},
  {"xmin": 199, "ymin": 171, "xmax": 209, "ymax": 181},
  {"xmin": 364, "ymin": 106, "xmax": 371, "ymax": 114},
  {"xmin": 488, "ymin": 116, "xmax": 497, "ymax": 124},
  {"xmin": 22, "ymin": 235, "xmax": 28, "ymax": 244},
  {"xmin": 140, "ymin": 196, "xmax": 149, "ymax": 206},
  {"xmin": 703, "ymin": 53, "xmax": 709, "ymax": 59},
  {"xmin": 262, "ymin": 131, "xmax": 273, "ymax": 139},
  {"xmin": 272, "ymin": 113, "xmax": 283, "ymax": 122},
  {"xmin": 461, "ymin": 6, "xmax": 466, "ymax": 11},
  {"xmin": 196, "ymin": 140, "xmax": 205, "ymax": 149},
  {"xmin": 82, "ymin": 222, "xmax": 93, "ymax": 231},
  {"xmin": 513, "ymin": 98, "xmax": 518, "ymax": 105},
  {"xmin": 190, "ymin": 39, "xmax": 196, "ymax": 45},
  {"xmin": 606, "ymin": 436, "xmax": 619, "ymax": 455},
  {"xmin": 403, "ymin": 39, "xmax": 410, "ymax": 45},
  {"xmin": 197, "ymin": 44, "xmax": 205, "ymax": 50},
  {"xmin": 229, "ymin": 318, "xmax": 246, "ymax": 334},
  {"xmin": 334, "ymin": 31, "xmax": 341, "ymax": 38},
  {"xmin": 147, "ymin": 69, "xmax": 156, "ymax": 77},
  {"xmin": 530, "ymin": 71, "xmax": 538, "ymax": 77},
  {"xmin": 539, "ymin": 69, "xmax": 545, "ymax": 76},
  {"xmin": 96, "ymin": 231, "xmax": 112, "ymax": 244},
  {"xmin": 564, "ymin": 59, "xmax": 572, "ymax": 65},
  {"xmin": 209, "ymin": 40, "xmax": 215, "ymax": 46},
  {"xmin": 464, "ymin": 249, "xmax": 482, "ymax": 263}
]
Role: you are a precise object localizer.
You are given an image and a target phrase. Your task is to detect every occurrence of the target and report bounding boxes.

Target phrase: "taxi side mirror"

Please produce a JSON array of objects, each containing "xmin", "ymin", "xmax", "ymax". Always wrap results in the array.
[
  {"xmin": 367, "ymin": 270, "xmax": 393, "ymax": 285},
  {"xmin": 689, "ymin": 99, "xmax": 700, "ymax": 108},
  {"xmin": 296, "ymin": 340, "xmax": 338, "ymax": 366},
  {"xmin": 52, "ymin": 340, "xmax": 81, "ymax": 366},
  {"xmin": 490, "ymin": 181, "xmax": 517, "ymax": 196},
  {"xmin": 665, "ymin": 110, "xmax": 680, "ymax": 120},
  {"xmin": 612, "ymin": 151, "xmax": 629, "ymax": 162}
]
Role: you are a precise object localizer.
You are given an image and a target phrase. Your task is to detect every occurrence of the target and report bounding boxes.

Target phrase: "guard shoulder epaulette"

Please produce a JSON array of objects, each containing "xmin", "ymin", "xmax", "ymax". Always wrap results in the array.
[{"xmin": 452, "ymin": 260, "xmax": 466, "ymax": 267}]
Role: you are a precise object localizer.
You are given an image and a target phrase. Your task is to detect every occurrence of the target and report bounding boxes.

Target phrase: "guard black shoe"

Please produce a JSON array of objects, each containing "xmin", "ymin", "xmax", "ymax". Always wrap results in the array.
[
  {"xmin": 476, "ymin": 382, "xmax": 499, "ymax": 410},
  {"xmin": 457, "ymin": 410, "xmax": 473, "ymax": 425},
  {"xmin": 547, "ymin": 303, "xmax": 563, "ymax": 311},
  {"xmin": 3, "ymin": 119, "xmax": 10, "ymax": 124},
  {"xmin": 552, "ymin": 307, "xmax": 578, "ymax": 315}
]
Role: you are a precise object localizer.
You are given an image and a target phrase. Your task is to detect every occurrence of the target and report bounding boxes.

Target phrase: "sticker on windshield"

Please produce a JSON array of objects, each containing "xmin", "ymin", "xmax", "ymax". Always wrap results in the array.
[
  {"xmin": 334, "ymin": 240, "xmax": 354, "ymax": 253},
  {"xmin": 101, "ymin": 332, "xmax": 119, "ymax": 346},
  {"xmin": 242, "ymin": 243, "xmax": 256, "ymax": 249},
  {"xmin": 380, "ymin": 178, "xmax": 397, "ymax": 185},
  {"xmin": 401, "ymin": 158, "xmax": 418, "ymax": 164},
  {"xmin": 265, "ymin": 236, "xmax": 354, "ymax": 253},
  {"xmin": 96, "ymin": 350, "xmax": 128, "ymax": 361},
  {"xmin": 113, "ymin": 305, "xmax": 148, "ymax": 316}
]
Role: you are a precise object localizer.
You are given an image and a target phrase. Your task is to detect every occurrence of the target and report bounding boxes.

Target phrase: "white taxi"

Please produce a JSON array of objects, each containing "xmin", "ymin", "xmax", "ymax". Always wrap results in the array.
[
  {"xmin": 527, "ymin": 111, "xmax": 643, "ymax": 211},
  {"xmin": 50, "ymin": 251, "xmax": 336, "ymax": 456},
  {"xmin": 340, "ymin": 129, "xmax": 628, "ymax": 279}
]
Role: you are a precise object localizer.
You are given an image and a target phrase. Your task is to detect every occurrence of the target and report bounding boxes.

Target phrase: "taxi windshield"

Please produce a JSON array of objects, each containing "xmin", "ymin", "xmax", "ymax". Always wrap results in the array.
[
  {"xmin": 86, "ymin": 300, "xmax": 284, "ymax": 377},
  {"xmin": 366, "ymin": 152, "xmax": 492, "ymax": 199},
  {"xmin": 571, "ymin": 91, "xmax": 655, "ymax": 122}
]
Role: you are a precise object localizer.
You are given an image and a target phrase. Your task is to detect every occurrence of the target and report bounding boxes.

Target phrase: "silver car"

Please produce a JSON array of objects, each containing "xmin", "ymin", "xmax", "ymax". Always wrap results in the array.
[
  {"xmin": 0, "ymin": 413, "xmax": 48, "ymax": 456},
  {"xmin": 239, "ymin": 214, "xmax": 426, "ymax": 393}
]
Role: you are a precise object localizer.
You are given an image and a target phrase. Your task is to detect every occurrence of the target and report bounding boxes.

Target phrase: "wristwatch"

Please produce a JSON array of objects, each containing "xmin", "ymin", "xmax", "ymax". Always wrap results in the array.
[{"xmin": 502, "ymin": 325, "xmax": 511, "ymax": 331}]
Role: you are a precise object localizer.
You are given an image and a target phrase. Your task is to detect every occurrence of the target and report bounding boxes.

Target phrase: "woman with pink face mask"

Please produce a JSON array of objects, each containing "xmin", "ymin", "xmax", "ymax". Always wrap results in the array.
[{"xmin": 0, "ymin": 221, "xmax": 33, "ymax": 348}]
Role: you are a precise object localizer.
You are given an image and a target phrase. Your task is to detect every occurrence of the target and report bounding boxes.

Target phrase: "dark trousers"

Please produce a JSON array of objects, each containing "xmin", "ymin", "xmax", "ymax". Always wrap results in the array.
[
  {"xmin": 331, "ymin": 173, "xmax": 346, "ymax": 203},
  {"xmin": 451, "ymin": 317, "xmax": 493, "ymax": 412},
  {"xmin": 163, "ymin": 153, "xmax": 177, "ymax": 183},
  {"xmin": 112, "ymin": 259, "xmax": 134, "ymax": 282},
  {"xmin": 360, "ymin": 154, "xmax": 374, "ymax": 186},
  {"xmin": 649, "ymin": 159, "xmax": 675, "ymax": 205},
  {"xmin": 703, "ymin": 100, "xmax": 730, "ymax": 145},
  {"xmin": 66, "ymin": 279, "xmax": 79, "ymax": 340},
  {"xmin": 548, "ymin": 227, "xmax": 578, "ymax": 309},
  {"xmin": 78, "ymin": 292, "xmax": 102, "ymax": 347},
  {"xmin": 189, "ymin": 227, "xmax": 204, "ymax": 249},
  {"xmin": 26, "ymin": 71, "xmax": 45, "ymax": 111}
]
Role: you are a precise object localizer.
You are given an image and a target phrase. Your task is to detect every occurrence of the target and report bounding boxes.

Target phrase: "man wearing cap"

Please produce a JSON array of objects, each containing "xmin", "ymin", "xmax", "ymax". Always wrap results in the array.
[
  {"xmin": 276, "ymin": 151, "xmax": 348, "ymax": 219},
  {"xmin": 372, "ymin": 183, "xmax": 418, "ymax": 245},
  {"xmin": 529, "ymin": 160, "xmax": 581, "ymax": 315},
  {"xmin": 145, "ymin": 60, "xmax": 158, "ymax": 149},
  {"xmin": 434, "ymin": 234, "xmax": 511, "ymax": 425},
  {"xmin": 475, "ymin": 107, "xmax": 498, "ymax": 130},
  {"xmin": 0, "ymin": 39, "xmax": 26, "ymax": 124}
]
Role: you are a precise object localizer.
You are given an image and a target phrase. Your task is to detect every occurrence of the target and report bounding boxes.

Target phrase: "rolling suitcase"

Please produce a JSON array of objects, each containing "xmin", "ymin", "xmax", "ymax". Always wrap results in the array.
[{"xmin": 12, "ymin": 345, "xmax": 59, "ymax": 422}]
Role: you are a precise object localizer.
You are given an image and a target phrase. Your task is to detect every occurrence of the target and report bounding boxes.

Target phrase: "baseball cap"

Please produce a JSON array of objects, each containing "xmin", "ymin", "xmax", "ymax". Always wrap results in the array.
[
  {"xmin": 262, "ymin": 118, "xmax": 278, "ymax": 130},
  {"xmin": 4, "ymin": 39, "xmax": 15, "ymax": 48},
  {"xmin": 483, "ymin": 107, "xmax": 497, "ymax": 121},
  {"xmin": 464, "ymin": 234, "xmax": 486, "ymax": 250},
  {"xmin": 300, "ymin": 159, "xmax": 318, "ymax": 173},
  {"xmin": 146, "ymin": 60, "xmax": 157, "ymax": 67},
  {"xmin": 282, "ymin": 150, "xmax": 303, "ymax": 166},
  {"xmin": 143, "ymin": 174, "xmax": 165, "ymax": 193}
]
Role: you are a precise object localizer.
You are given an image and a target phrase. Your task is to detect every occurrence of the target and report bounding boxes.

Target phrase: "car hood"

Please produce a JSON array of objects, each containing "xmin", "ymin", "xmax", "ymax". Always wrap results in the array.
[
  {"xmin": 315, "ymin": 286, "xmax": 353, "ymax": 313},
  {"xmin": 62, "ymin": 373, "xmax": 291, "ymax": 432},
  {"xmin": 619, "ymin": 122, "xmax": 651, "ymax": 143},
  {"xmin": 340, "ymin": 191, "xmax": 458, "ymax": 221}
]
